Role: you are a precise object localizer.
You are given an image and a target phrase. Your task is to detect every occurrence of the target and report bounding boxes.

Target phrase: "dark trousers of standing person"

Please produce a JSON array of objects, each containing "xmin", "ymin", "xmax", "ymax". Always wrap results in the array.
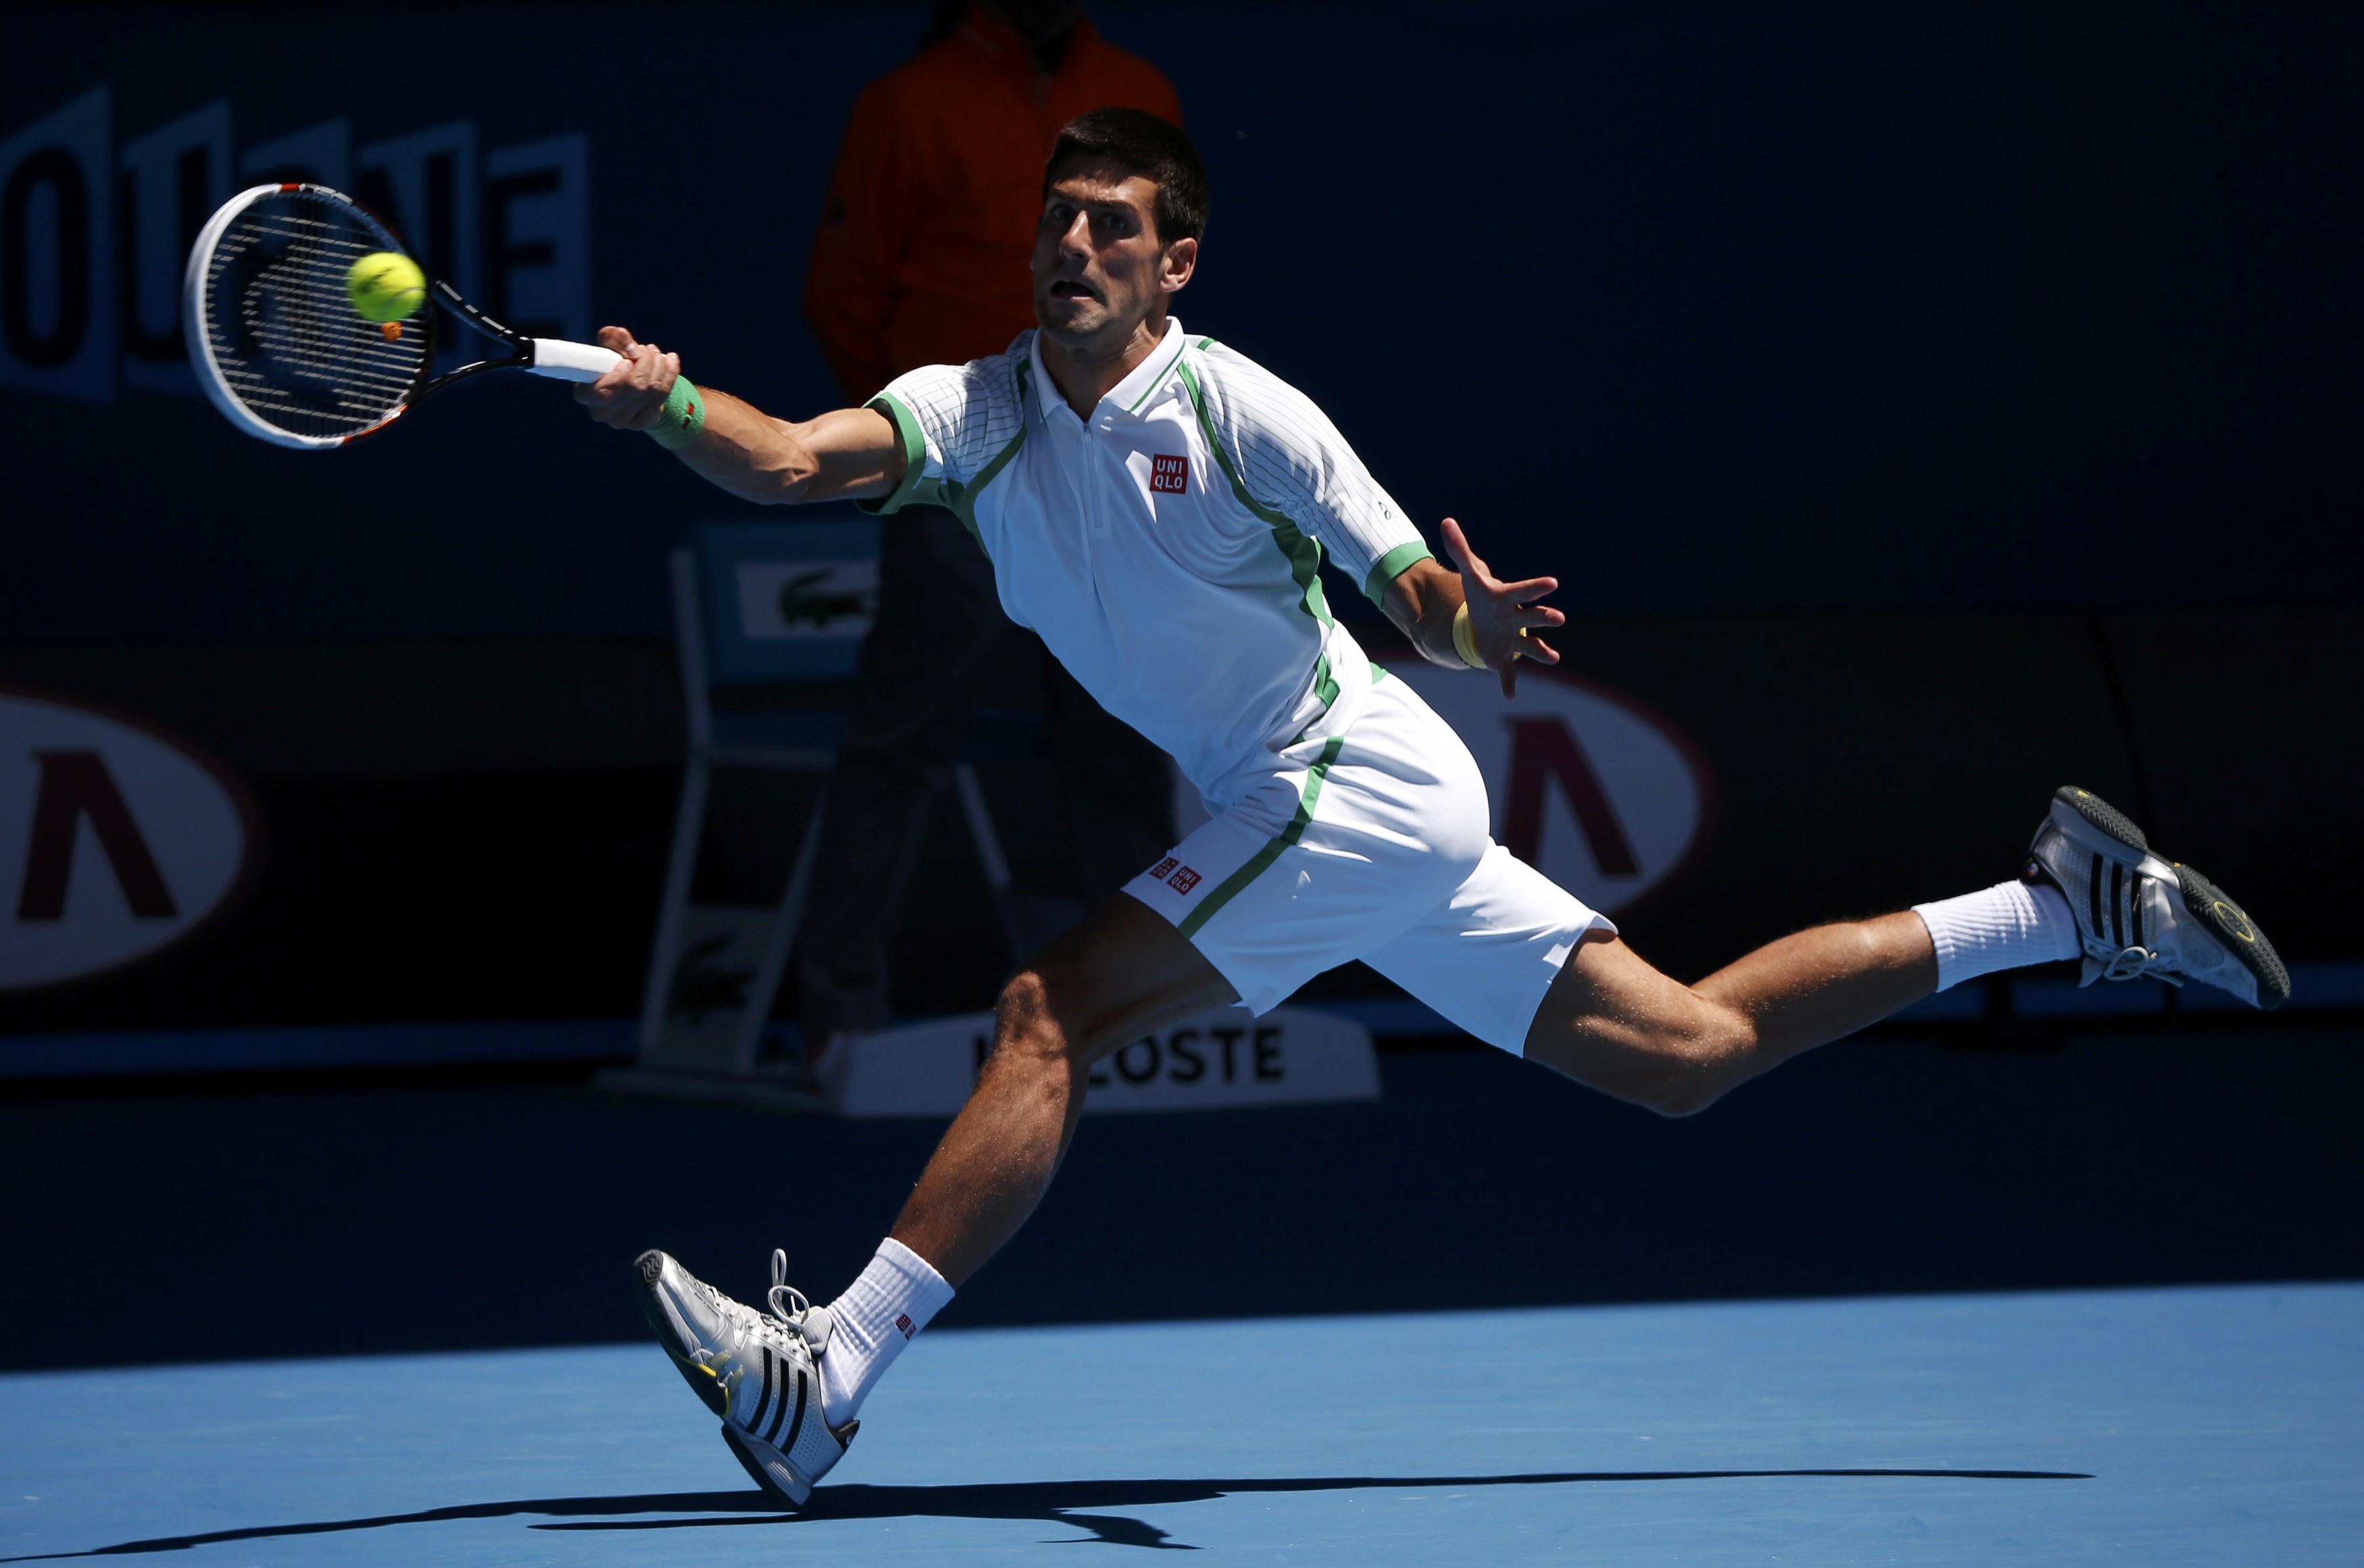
[{"xmin": 798, "ymin": 507, "xmax": 1176, "ymax": 1042}]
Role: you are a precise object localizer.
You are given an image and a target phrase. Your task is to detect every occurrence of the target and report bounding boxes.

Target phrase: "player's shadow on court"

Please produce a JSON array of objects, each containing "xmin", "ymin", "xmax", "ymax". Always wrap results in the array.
[{"xmin": 2, "ymin": 1467, "xmax": 2091, "ymax": 1557}]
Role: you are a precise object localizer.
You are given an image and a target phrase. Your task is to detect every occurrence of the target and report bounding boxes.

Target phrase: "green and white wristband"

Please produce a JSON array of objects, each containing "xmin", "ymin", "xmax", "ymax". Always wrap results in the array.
[{"xmin": 646, "ymin": 376, "xmax": 706, "ymax": 450}]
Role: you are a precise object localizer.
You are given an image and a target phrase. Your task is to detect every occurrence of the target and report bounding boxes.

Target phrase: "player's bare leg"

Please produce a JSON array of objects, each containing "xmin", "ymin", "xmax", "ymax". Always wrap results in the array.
[
  {"xmin": 632, "ymin": 893, "xmax": 1229, "ymax": 1503},
  {"xmin": 1524, "ymin": 782, "xmax": 2290, "ymax": 1116},
  {"xmin": 910, "ymin": 902, "xmax": 1939, "ymax": 1272},
  {"xmin": 902, "ymin": 900, "xmax": 1944, "ymax": 1278},
  {"xmin": 1523, "ymin": 914, "xmax": 1938, "ymax": 1116},
  {"xmin": 890, "ymin": 893, "xmax": 1238, "ymax": 1285}
]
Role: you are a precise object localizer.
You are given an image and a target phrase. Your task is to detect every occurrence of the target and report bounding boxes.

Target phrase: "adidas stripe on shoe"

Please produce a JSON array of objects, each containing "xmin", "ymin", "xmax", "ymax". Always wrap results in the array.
[
  {"xmin": 2023, "ymin": 786, "xmax": 2289, "ymax": 1010},
  {"xmin": 632, "ymin": 1248, "xmax": 858, "ymax": 1505}
]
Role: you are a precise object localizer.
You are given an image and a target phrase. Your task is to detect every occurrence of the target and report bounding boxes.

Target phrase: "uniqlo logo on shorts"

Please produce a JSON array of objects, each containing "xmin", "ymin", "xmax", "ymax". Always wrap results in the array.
[
  {"xmin": 895, "ymin": 1313, "xmax": 915, "ymax": 1338},
  {"xmin": 1148, "ymin": 856, "xmax": 1179, "ymax": 881},
  {"xmin": 1150, "ymin": 454, "xmax": 1189, "ymax": 494},
  {"xmin": 1167, "ymin": 865, "xmax": 1202, "ymax": 895}
]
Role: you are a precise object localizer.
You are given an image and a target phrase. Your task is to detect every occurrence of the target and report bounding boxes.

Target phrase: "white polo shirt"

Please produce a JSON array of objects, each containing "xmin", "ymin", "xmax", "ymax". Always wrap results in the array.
[{"xmin": 863, "ymin": 319, "xmax": 1435, "ymax": 810}]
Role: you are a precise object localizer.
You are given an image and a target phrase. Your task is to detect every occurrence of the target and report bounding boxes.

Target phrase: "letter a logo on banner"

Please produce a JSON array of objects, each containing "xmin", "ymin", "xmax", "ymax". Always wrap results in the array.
[
  {"xmin": 16, "ymin": 749, "xmax": 177, "ymax": 921},
  {"xmin": 1, "ymin": 691, "xmax": 255, "ymax": 991},
  {"xmin": 1501, "ymin": 717, "xmax": 1639, "ymax": 876}
]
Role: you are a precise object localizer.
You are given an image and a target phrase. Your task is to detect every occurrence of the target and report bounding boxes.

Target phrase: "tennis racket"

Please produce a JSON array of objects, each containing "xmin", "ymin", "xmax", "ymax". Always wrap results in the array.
[{"xmin": 183, "ymin": 182, "xmax": 621, "ymax": 450}]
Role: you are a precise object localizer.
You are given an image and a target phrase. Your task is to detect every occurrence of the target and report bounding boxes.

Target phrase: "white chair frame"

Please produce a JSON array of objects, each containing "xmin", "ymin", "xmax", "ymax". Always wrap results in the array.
[{"xmin": 634, "ymin": 548, "xmax": 1021, "ymax": 1076}]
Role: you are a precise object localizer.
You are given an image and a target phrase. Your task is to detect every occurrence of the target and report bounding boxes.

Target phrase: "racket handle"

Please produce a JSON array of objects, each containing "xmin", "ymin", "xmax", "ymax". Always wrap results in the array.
[{"xmin": 526, "ymin": 338, "xmax": 625, "ymax": 383}]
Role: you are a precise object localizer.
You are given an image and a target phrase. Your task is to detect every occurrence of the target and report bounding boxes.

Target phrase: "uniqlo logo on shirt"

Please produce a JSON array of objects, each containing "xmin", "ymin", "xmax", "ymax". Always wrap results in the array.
[
  {"xmin": 895, "ymin": 1313, "xmax": 915, "ymax": 1338},
  {"xmin": 1148, "ymin": 856, "xmax": 1179, "ymax": 881},
  {"xmin": 1150, "ymin": 454, "xmax": 1189, "ymax": 494},
  {"xmin": 1167, "ymin": 865, "xmax": 1202, "ymax": 895}
]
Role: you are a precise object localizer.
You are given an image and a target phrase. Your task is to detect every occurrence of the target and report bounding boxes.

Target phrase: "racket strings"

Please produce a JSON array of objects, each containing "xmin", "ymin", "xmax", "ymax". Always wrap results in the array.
[{"xmin": 199, "ymin": 193, "xmax": 427, "ymax": 440}]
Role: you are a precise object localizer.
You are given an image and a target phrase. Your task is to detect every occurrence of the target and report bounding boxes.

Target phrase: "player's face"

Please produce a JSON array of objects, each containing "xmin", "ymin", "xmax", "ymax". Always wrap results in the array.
[{"xmin": 1032, "ymin": 163, "xmax": 1195, "ymax": 348}]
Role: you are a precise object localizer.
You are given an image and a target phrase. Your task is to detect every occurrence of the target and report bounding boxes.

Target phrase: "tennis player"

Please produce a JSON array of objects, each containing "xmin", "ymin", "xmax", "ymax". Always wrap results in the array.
[{"xmin": 577, "ymin": 109, "xmax": 2287, "ymax": 1504}]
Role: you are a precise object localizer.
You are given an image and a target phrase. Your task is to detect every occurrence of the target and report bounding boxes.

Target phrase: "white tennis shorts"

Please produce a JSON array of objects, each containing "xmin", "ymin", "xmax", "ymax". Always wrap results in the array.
[{"xmin": 1122, "ymin": 671, "xmax": 1614, "ymax": 1053}]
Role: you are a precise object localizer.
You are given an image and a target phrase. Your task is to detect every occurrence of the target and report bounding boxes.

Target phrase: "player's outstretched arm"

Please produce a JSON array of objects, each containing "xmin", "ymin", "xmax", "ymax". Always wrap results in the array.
[
  {"xmin": 571, "ymin": 325, "xmax": 903, "ymax": 505},
  {"xmin": 1381, "ymin": 518, "xmax": 1566, "ymax": 697}
]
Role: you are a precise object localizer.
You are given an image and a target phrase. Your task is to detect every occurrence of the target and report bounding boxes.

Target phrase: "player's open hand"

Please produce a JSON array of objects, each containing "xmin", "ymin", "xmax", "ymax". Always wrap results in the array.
[
  {"xmin": 1441, "ymin": 517, "xmax": 1564, "ymax": 698},
  {"xmin": 575, "ymin": 325, "xmax": 680, "ymax": 430}
]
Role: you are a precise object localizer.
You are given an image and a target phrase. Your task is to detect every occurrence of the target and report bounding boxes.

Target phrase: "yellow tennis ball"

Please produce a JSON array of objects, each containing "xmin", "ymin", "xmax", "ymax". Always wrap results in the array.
[{"xmin": 346, "ymin": 251, "xmax": 426, "ymax": 323}]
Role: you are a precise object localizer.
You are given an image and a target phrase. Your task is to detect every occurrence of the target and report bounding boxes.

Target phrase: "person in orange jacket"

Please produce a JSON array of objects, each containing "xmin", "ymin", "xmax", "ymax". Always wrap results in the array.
[
  {"xmin": 796, "ymin": 1, "xmax": 1183, "ymax": 1055},
  {"xmin": 807, "ymin": 1, "xmax": 1181, "ymax": 396}
]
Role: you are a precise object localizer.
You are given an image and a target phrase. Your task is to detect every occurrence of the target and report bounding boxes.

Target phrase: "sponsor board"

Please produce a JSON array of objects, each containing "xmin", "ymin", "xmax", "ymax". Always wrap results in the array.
[
  {"xmin": 734, "ymin": 558, "xmax": 879, "ymax": 642},
  {"xmin": 695, "ymin": 519, "xmax": 879, "ymax": 683},
  {"xmin": 1379, "ymin": 660, "xmax": 1705, "ymax": 914},
  {"xmin": 0, "ymin": 690, "xmax": 257, "ymax": 991},
  {"xmin": 827, "ymin": 1004, "xmax": 1379, "ymax": 1118},
  {"xmin": 0, "ymin": 85, "xmax": 588, "ymax": 402}
]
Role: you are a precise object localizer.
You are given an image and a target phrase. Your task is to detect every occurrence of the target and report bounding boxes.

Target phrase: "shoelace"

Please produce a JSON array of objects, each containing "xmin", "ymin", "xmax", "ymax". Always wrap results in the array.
[
  {"xmin": 2097, "ymin": 944, "xmax": 2184, "ymax": 986},
  {"xmin": 766, "ymin": 1248, "xmax": 818, "ymax": 1340},
  {"xmin": 688, "ymin": 1252, "xmax": 823, "ymax": 1376}
]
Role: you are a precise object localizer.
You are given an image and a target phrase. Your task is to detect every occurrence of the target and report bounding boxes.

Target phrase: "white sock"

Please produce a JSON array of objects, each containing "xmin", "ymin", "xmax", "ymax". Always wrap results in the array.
[
  {"xmin": 1911, "ymin": 879, "xmax": 2081, "ymax": 991},
  {"xmin": 818, "ymin": 1238, "xmax": 954, "ymax": 1426}
]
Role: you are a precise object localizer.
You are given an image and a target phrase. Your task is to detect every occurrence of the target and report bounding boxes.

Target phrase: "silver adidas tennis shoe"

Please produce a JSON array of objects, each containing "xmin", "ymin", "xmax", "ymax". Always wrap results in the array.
[
  {"xmin": 633, "ymin": 1248, "xmax": 856, "ymax": 1505},
  {"xmin": 2023, "ymin": 786, "xmax": 2288, "ymax": 1010}
]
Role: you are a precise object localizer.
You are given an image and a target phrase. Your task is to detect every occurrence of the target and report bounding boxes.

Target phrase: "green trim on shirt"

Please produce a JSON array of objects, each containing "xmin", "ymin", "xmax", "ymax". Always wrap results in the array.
[
  {"xmin": 861, "ymin": 365, "xmax": 1032, "ymax": 540},
  {"xmin": 1362, "ymin": 540, "xmax": 1436, "ymax": 608},
  {"xmin": 942, "ymin": 361, "xmax": 1031, "ymax": 541},
  {"xmin": 1125, "ymin": 337, "xmax": 1190, "ymax": 413},
  {"xmin": 1177, "ymin": 733, "xmax": 1347, "ymax": 940},
  {"xmin": 858, "ymin": 393, "xmax": 929, "ymax": 516},
  {"xmin": 1174, "ymin": 355, "xmax": 1334, "ymax": 634},
  {"xmin": 1310, "ymin": 651, "xmax": 1340, "ymax": 710}
]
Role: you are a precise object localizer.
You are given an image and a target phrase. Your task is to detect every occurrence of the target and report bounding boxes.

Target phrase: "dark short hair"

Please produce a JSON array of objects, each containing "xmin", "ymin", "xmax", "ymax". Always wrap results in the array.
[{"xmin": 1043, "ymin": 107, "xmax": 1208, "ymax": 245}]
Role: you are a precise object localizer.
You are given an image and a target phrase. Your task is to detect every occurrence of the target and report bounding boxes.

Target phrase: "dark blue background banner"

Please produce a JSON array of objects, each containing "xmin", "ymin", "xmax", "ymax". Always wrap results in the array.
[{"xmin": 4, "ymin": 1, "xmax": 2358, "ymax": 642}]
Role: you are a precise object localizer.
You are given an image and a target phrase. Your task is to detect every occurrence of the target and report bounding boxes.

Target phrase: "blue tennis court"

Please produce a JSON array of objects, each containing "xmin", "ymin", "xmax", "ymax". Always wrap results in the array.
[
  {"xmin": 6, "ymin": 1282, "xmax": 2357, "ymax": 1564},
  {"xmin": 8, "ymin": 3, "xmax": 2360, "ymax": 1564}
]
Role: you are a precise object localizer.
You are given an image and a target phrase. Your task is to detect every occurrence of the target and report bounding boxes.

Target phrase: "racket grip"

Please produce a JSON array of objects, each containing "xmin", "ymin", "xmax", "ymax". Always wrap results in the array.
[{"xmin": 526, "ymin": 338, "xmax": 625, "ymax": 383}]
